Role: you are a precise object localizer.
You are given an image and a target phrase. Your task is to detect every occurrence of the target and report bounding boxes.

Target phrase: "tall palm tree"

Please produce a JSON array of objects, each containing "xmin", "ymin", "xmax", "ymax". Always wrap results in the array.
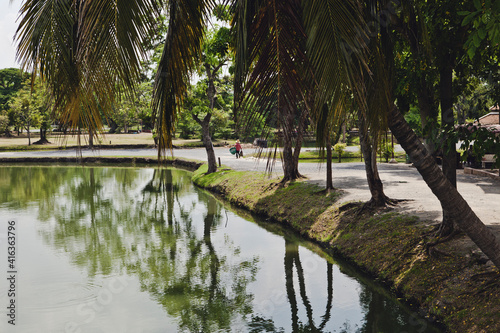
[{"xmin": 234, "ymin": 0, "xmax": 312, "ymax": 182}]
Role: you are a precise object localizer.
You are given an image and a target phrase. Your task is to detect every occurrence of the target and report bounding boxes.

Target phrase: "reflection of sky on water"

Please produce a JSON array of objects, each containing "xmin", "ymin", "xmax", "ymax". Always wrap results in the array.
[{"xmin": 0, "ymin": 210, "xmax": 179, "ymax": 333}]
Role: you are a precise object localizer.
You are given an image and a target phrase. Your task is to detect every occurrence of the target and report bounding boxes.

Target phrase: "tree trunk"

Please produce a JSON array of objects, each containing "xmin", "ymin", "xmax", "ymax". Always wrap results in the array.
[
  {"xmin": 109, "ymin": 119, "xmax": 118, "ymax": 134},
  {"xmin": 358, "ymin": 110, "xmax": 388, "ymax": 207},
  {"xmin": 388, "ymin": 104, "xmax": 500, "ymax": 269},
  {"xmin": 282, "ymin": 114, "xmax": 301, "ymax": 182},
  {"xmin": 192, "ymin": 63, "xmax": 220, "ymax": 175},
  {"xmin": 27, "ymin": 125, "xmax": 31, "ymax": 146},
  {"xmin": 341, "ymin": 122, "xmax": 346, "ymax": 143},
  {"xmin": 326, "ymin": 132, "xmax": 334, "ymax": 190},
  {"xmin": 194, "ymin": 113, "xmax": 217, "ymax": 174},
  {"xmin": 40, "ymin": 128, "xmax": 46, "ymax": 141},
  {"xmin": 33, "ymin": 127, "xmax": 51, "ymax": 145},
  {"xmin": 439, "ymin": 58, "xmax": 457, "ymax": 236},
  {"xmin": 89, "ymin": 127, "xmax": 94, "ymax": 149},
  {"xmin": 292, "ymin": 108, "xmax": 308, "ymax": 175},
  {"xmin": 282, "ymin": 134, "xmax": 300, "ymax": 182}
]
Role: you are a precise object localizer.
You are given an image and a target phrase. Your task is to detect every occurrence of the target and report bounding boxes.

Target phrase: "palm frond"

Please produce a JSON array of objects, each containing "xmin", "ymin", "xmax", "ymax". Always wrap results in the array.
[
  {"xmin": 16, "ymin": 0, "xmax": 159, "ymax": 143},
  {"xmin": 231, "ymin": 0, "xmax": 264, "ymax": 122},
  {"xmin": 303, "ymin": 0, "xmax": 370, "ymax": 146},
  {"xmin": 152, "ymin": 0, "xmax": 213, "ymax": 158},
  {"xmin": 237, "ymin": 0, "xmax": 311, "ymax": 140}
]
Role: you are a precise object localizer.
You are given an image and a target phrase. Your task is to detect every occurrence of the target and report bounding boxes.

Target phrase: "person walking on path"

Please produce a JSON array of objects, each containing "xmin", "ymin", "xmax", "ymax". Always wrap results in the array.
[{"xmin": 235, "ymin": 140, "xmax": 242, "ymax": 158}]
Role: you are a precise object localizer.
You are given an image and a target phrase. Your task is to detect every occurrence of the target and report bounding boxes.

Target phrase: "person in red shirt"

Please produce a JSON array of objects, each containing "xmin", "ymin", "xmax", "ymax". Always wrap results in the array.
[{"xmin": 235, "ymin": 140, "xmax": 242, "ymax": 158}]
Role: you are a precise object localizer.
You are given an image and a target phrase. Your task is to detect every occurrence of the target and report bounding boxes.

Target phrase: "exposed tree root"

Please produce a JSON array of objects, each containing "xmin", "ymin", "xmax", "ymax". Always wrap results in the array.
[
  {"xmin": 425, "ymin": 229, "xmax": 464, "ymax": 257},
  {"xmin": 357, "ymin": 196, "xmax": 408, "ymax": 215},
  {"xmin": 470, "ymin": 271, "xmax": 499, "ymax": 281},
  {"xmin": 33, "ymin": 138, "xmax": 51, "ymax": 145},
  {"xmin": 280, "ymin": 173, "xmax": 305, "ymax": 184},
  {"xmin": 428, "ymin": 246, "xmax": 453, "ymax": 258},
  {"xmin": 471, "ymin": 272, "xmax": 500, "ymax": 295},
  {"xmin": 338, "ymin": 202, "xmax": 362, "ymax": 212}
]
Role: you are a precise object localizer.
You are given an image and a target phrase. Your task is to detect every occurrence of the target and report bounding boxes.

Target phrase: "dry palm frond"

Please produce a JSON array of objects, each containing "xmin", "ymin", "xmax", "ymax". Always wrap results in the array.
[
  {"xmin": 16, "ymin": 0, "xmax": 160, "ymax": 144},
  {"xmin": 152, "ymin": 0, "xmax": 214, "ymax": 159},
  {"xmin": 237, "ymin": 0, "xmax": 311, "ymax": 140}
]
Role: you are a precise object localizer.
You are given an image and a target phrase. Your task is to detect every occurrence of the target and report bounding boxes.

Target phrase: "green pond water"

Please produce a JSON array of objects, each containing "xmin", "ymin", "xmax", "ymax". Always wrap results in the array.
[{"xmin": 0, "ymin": 166, "xmax": 444, "ymax": 333}]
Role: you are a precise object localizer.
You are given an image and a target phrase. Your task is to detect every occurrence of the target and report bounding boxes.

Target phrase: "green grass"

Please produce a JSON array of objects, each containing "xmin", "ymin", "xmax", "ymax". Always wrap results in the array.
[
  {"xmin": 193, "ymin": 167, "xmax": 500, "ymax": 333},
  {"xmin": 251, "ymin": 148, "xmax": 406, "ymax": 164}
]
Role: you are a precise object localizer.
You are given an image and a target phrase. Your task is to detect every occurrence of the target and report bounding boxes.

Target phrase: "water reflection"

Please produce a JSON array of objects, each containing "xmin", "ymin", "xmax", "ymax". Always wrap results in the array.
[
  {"xmin": 32, "ymin": 167, "xmax": 257, "ymax": 331},
  {"xmin": 0, "ymin": 166, "xmax": 442, "ymax": 333}
]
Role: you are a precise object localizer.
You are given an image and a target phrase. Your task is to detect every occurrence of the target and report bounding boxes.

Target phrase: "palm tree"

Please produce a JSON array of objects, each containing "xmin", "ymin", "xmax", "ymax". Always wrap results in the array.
[{"xmin": 233, "ymin": 0, "xmax": 312, "ymax": 182}]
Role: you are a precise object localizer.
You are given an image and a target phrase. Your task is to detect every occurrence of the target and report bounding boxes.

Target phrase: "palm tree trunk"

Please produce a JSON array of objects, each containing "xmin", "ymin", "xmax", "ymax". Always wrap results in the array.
[
  {"xmin": 358, "ymin": 110, "xmax": 388, "ymax": 207},
  {"xmin": 292, "ymin": 110, "xmax": 308, "ymax": 173},
  {"xmin": 89, "ymin": 127, "xmax": 94, "ymax": 149},
  {"xmin": 326, "ymin": 132, "xmax": 334, "ymax": 190},
  {"xmin": 439, "ymin": 58, "xmax": 457, "ymax": 236},
  {"xmin": 282, "ymin": 113, "xmax": 302, "ymax": 182},
  {"xmin": 388, "ymin": 104, "xmax": 500, "ymax": 269}
]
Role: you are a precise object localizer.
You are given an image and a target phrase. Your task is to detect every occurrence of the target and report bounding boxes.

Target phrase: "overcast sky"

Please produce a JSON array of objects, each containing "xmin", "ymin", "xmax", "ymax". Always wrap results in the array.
[{"xmin": 0, "ymin": 1, "xmax": 21, "ymax": 69}]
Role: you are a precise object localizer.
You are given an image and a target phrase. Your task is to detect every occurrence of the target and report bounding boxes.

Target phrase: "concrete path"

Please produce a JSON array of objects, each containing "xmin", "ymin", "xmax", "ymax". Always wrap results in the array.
[{"xmin": 2, "ymin": 146, "xmax": 499, "ymax": 226}]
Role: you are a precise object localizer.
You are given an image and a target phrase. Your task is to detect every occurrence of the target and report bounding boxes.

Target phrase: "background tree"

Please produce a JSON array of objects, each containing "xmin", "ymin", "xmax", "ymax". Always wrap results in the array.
[
  {"xmin": 31, "ymin": 79, "xmax": 54, "ymax": 144},
  {"xmin": 110, "ymin": 81, "xmax": 153, "ymax": 134},
  {"xmin": 0, "ymin": 68, "xmax": 27, "ymax": 112},
  {"xmin": 192, "ymin": 24, "xmax": 232, "ymax": 173},
  {"xmin": 9, "ymin": 81, "xmax": 42, "ymax": 145}
]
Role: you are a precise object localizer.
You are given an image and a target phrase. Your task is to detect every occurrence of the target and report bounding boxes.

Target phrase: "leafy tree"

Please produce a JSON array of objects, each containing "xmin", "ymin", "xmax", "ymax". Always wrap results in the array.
[
  {"xmin": 0, "ymin": 68, "xmax": 27, "ymax": 112},
  {"xmin": 9, "ymin": 82, "xmax": 42, "ymax": 145},
  {"xmin": 190, "ymin": 24, "xmax": 232, "ymax": 173},
  {"xmin": 460, "ymin": 0, "xmax": 500, "ymax": 59},
  {"xmin": 110, "ymin": 81, "xmax": 153, "ymax": 133},
  {"xmin": 32, "ymin": 81, "xmax": 55, "ymax": 144},
  {"xmin": 0, "ymin": 111, "xmax": 9, "ymax": 134}
]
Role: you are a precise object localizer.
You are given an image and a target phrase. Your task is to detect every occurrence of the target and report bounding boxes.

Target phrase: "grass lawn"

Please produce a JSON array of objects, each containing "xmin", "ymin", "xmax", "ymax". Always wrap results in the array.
[{"xmin": 0, "ymin": 132, "xmax": 233, "ymax": 150}]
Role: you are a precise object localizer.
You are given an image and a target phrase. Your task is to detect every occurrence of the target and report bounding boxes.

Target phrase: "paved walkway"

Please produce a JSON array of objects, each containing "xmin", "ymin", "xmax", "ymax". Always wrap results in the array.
[{"xmin": 2, "ymin": 146, "xmax": 499, "ymax": 226}]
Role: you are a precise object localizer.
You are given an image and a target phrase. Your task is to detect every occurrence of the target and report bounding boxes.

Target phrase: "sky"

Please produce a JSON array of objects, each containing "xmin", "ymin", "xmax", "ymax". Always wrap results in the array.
[{"xmin": 0, "ymin": 1, "xmax": 22, "ymax": 70}]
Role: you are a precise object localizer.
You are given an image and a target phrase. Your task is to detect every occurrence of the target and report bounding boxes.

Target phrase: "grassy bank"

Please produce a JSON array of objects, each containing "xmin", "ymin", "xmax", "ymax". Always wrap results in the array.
[{"xmin": 192, "ymin": 165, "xmax": 500, "ymax": 333}]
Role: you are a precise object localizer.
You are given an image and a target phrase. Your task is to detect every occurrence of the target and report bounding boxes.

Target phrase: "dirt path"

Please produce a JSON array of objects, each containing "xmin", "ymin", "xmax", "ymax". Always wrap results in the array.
[{"xmin": 215, "ymin": 147, "xmax": 500, "ymax": 227}]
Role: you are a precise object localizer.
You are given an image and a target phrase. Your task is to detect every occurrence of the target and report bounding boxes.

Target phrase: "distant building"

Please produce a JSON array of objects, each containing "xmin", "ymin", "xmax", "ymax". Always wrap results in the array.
[
  {"xmin": 475, "ymin": 106, "xmax": 499, "ymax": 126},
  {"xmin": 472, "ymin": 107, "xmax": 500, "ymax": 134}
]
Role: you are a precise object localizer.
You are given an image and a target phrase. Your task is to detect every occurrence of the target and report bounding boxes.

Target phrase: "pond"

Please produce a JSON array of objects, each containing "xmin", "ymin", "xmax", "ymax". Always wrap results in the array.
[{"xmin": 0, "ymin": 166, "xmax": 443, "ymax": 333}]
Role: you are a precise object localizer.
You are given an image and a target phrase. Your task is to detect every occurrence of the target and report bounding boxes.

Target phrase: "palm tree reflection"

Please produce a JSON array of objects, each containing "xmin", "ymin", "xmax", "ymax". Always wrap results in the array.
[
  {"xmin": 285, "ymin": 239, "xmax": 334, "ymax": 332},
  {"xmin": 35, "ymin": 166, "xmax": 258, "ymax": 332}
]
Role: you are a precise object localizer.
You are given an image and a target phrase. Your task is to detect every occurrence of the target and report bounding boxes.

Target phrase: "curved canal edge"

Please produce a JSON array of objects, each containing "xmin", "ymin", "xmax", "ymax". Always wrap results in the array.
[{"xmin": 191, "ymin": 164, "xmax": 500, "ymax": 333}]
